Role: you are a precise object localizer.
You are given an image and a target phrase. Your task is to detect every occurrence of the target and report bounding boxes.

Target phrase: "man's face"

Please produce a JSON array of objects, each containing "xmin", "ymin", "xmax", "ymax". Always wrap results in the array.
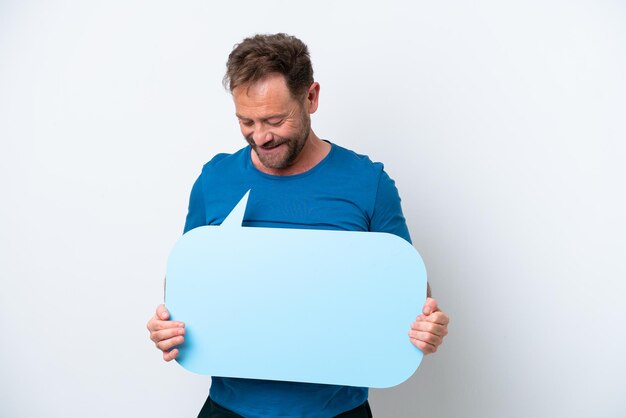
[{"xmin": 233, "ymin": 74, "xmax": 311, "ymax": 171}]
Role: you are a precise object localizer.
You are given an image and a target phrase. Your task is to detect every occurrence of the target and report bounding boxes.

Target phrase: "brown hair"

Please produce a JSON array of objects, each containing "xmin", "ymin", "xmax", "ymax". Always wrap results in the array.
[{"xmin": 224, "ymin": 33, "xmax": 314, "ymax": 99}]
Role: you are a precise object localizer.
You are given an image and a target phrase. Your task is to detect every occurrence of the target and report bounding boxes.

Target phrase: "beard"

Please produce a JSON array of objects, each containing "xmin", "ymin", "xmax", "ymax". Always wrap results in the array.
[{"xmin": 246, "ymin": 111, "xmax": 311, "ymax": 170}]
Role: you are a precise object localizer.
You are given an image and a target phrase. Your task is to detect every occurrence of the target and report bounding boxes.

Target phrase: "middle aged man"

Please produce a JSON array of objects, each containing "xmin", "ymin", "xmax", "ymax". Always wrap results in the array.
[{"xmin": 147, "ymin": 33, "xmax": 449, "ymax": 418}]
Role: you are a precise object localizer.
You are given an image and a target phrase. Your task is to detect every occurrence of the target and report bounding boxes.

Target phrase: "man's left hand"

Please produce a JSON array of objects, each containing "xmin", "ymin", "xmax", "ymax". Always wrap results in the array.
[{"xmin": 408, "ymin": 297, "xmax": 449, "ymax": 355}]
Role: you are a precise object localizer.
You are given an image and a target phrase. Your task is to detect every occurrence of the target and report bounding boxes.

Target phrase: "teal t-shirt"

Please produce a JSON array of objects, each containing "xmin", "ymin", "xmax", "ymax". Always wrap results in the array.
[{"xmin": 183, "ymin": 142, "xmax": 411, "ymax": 417}]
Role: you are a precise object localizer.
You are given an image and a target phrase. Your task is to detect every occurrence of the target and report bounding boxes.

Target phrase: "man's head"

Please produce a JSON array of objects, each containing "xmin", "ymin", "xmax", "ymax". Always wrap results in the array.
[
  {"xmin": 225, "ymin": 34, "xmax": 322, "ymax": 175},
  {"xmin": 224, "ymin": 33, "xmax": 314, "ymax": 100}
]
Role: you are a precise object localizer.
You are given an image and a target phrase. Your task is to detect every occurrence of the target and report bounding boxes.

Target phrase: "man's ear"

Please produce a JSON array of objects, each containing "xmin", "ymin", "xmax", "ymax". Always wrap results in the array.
[{"xmin": 306, "ymin": 82, "xmax": 320, "ymax": 114}]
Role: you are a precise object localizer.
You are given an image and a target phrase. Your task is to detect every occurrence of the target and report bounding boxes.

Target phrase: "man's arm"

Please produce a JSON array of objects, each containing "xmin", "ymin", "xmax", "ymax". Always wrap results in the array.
[
  {"xmin": 147, "ymin": 172, "xmax": 206, "ymax": 361},
  {"xmin": 371, "ymin": 169, "xmax": 449, "ymax": 355}
]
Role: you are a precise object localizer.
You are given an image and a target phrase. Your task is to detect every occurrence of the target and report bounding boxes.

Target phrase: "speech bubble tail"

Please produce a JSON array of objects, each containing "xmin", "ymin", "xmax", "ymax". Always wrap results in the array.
[{"xmin": 221, "ymin": 190, "xmax": 251, "ymax": 228}]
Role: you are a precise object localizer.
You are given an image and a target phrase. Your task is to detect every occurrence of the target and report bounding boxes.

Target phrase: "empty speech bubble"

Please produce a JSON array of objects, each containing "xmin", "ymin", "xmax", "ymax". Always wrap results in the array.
[{"xmin": 166, "ymin": 190, "xmax": 427, "ymax": 388}]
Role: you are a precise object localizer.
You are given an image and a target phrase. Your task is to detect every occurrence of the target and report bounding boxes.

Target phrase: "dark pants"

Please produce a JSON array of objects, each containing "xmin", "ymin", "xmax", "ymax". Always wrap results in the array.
[{"xmin": 198, "ymin": 397, "xmax": 373, "ymax": 418}]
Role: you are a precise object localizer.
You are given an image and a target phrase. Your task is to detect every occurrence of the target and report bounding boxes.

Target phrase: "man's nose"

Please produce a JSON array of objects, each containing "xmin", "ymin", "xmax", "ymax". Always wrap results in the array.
[{"xmin": 251, "ymin": 126, "xmax": 273, "ymax": 146}]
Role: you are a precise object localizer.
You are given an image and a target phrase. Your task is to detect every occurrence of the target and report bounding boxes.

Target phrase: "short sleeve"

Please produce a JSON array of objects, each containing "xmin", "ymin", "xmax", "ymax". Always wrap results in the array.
[
  {"xmin": 370, "ymin": 170, "xmax": 412, "ymax": 244},
  {"xmin": 183, "ymin": 174, "xmax": 206, "ymax": 234}
]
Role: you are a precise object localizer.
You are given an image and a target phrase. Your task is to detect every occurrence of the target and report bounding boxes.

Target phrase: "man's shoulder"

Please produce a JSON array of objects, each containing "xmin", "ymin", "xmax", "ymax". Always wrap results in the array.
[
  {"xmin": 199, "ymin": 146, "xmax": 248, "ymax": 174},
  {"xmin": 329, "ymin": 143, "xmax": 385, "ymax": 174}
]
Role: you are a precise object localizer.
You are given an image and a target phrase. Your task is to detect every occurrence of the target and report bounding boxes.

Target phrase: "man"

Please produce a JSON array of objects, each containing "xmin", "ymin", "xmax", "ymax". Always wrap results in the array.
[{"xmin": 147, "ymin": 33, "xmax": 449, "ymax": 418}]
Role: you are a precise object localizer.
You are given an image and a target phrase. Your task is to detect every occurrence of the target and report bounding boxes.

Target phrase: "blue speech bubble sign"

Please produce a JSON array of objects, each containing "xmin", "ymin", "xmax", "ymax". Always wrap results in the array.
[{"xmin": 166, "ymin": 190, "xmax": 427, "ymax": 388}]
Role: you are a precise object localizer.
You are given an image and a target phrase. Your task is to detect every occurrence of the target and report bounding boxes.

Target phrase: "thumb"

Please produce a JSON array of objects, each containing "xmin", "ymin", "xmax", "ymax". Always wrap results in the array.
[
  {"xmin": 157, "ymin": 304, "xmax": 170, "ymax": 320},
  {"xmin": 422, "ymin": 298, "xmax": 439, "ymax": 316}
]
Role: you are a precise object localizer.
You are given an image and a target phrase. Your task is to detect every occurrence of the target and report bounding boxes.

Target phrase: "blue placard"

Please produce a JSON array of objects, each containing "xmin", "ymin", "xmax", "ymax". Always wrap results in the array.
[{"xmin": 166, "ymin": 191, "xmax": 427, "ymax": 388}]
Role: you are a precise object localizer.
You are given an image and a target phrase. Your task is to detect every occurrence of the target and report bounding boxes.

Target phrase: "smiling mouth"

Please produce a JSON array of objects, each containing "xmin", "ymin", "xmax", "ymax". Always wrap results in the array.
[{"xmin": 259, "ymin": 141, "xmax": 286, "ymax": 150}]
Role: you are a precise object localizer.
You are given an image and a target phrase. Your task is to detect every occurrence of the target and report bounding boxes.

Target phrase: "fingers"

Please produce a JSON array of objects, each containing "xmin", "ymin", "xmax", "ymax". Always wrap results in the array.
[
  {"xmin": 163, "ymin": 348, "xmax": 179, "ymax": 362},
  {"xmin": 147, "ymin": 317, "xmax": 185, "ymax": 332},
  {"xmin": 147, "ymin": 304, "xmax": 186, "ymax": 362},
  {"xmin": 415, "ymin": 311, "xmax": 449, "ymax": 326},
  {"xmin": 408, "ymin": 328, "xmax": 443, "ymax": 346},
  {"xmin": 410, "ymin": 319, "xmax": 448, "ymax": 338},
  {"xmin": 408, "ymin": 320, "xmax": 446, "ymax": 349},
  {"xmin": 156, "ymin": 333, "xmax": 185, "ymax": 352},
  {"xmin": 147, "ymin": 304, "xmax": 185, "ymax": 333},
  {"xmin": 409, "ymin": 337, "xmax": 438, "ymax": 354},
  {"xmin": 150, "ymin": 326, "xmax": 186, "ymax": 345},
  {"xmin": 409, "ymin": 306, "xmax": 450, "ymax": 355}
]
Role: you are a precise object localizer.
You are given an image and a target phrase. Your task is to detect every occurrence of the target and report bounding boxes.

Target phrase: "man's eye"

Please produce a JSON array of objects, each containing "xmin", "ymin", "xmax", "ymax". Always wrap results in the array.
[
  {"xmin": 240, "ymin": 120, "xmax": 254, "ymax": 127},
  {"xmin": 267, "ymin": 119, "xmax": 283, "ymax": 127}
]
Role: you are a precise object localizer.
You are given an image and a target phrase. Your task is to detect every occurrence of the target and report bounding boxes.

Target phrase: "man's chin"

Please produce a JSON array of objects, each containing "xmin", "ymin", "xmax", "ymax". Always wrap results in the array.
[
  {"xmin": 254, "ymin": 147, "xmax": 292, "ymax": 169},
  {"xmin": 258, "ymin": 157, "xmax": 290, "ymax": 170}
]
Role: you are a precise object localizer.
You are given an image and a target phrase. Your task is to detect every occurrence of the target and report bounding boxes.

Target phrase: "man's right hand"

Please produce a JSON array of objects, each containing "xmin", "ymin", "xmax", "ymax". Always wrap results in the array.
[{"xmin": 146, "ymin": 304, "xmax": 185, "ymax": 362}]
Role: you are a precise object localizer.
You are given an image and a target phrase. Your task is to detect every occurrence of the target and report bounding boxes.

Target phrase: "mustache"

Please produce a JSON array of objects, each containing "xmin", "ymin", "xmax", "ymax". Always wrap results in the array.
[{"xmin": 246, "ymin": 136, "xmax": 287, "ymax": 149}]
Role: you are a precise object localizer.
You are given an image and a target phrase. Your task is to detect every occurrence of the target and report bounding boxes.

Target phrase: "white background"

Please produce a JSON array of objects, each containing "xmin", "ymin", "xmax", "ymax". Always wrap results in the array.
[{"xmin": 1, "ymin": 1, "xmax": 625, "ymax": 417}]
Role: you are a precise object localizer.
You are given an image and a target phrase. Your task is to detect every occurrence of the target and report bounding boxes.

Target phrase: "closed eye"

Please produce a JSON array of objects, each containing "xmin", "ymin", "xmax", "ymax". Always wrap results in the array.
[{"xmin": 267, "ymin": 119, "xmax": 283, "ymax": 127}]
